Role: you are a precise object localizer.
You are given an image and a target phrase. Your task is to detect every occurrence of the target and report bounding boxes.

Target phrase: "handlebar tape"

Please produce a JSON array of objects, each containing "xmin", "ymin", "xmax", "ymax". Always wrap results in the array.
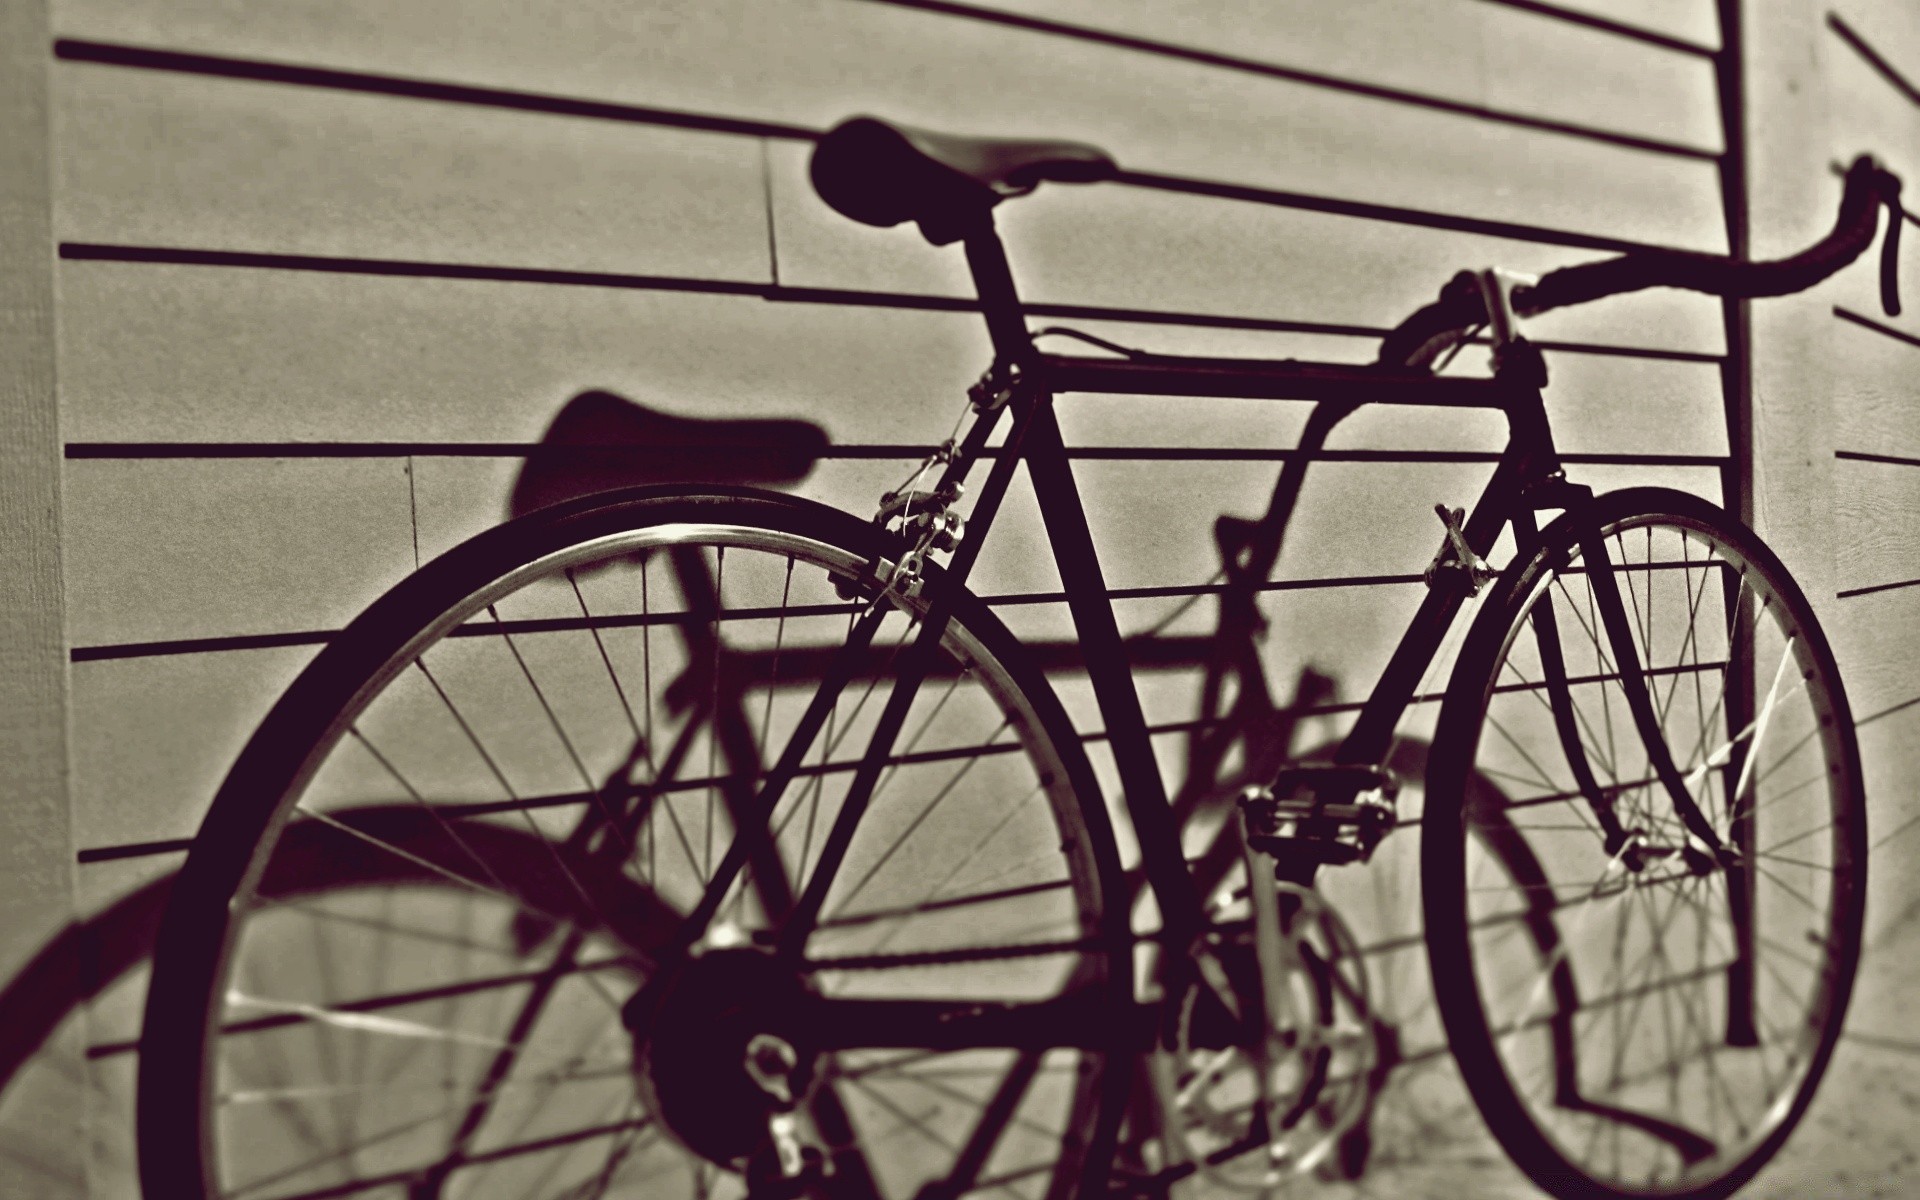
[{"xmin": 1376, "ymin": 155, "xmax": 1904, "ymax": 368}]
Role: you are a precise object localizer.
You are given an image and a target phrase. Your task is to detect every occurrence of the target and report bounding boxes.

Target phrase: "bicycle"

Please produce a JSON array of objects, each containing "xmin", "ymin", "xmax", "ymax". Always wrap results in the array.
[{"xmin": 135, "ymin": 115, "xmax": 1904, "ymax": 1199}]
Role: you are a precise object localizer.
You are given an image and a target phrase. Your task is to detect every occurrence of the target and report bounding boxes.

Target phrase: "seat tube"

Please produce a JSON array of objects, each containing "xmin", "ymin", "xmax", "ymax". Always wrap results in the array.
[{"xmin": 962, "ymin": 219, "xmax": 1038, "ymax": 365}]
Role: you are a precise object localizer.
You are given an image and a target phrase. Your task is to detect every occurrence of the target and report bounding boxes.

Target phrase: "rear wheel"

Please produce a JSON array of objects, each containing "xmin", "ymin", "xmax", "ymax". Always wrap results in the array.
[
  {"xmin": 139, "ymin": 488, "xmax": 1129, "ymax": 1199},
  {"xmin": 1424, "ymin": 487, "xmax": 1865, "ymax": 1199}
]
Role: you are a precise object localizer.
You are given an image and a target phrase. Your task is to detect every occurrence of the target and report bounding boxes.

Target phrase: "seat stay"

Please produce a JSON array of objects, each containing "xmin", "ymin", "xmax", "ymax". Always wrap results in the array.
[{"xmin": 771, "ymin": 395, "xmax": 1028, "ymax": 956}]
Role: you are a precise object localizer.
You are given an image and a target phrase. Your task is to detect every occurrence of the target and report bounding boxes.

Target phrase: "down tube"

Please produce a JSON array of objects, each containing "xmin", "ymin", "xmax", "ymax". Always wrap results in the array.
[{"xmin": 1336, "ymin": 449, "xmax": 1528, "ymax": 767}]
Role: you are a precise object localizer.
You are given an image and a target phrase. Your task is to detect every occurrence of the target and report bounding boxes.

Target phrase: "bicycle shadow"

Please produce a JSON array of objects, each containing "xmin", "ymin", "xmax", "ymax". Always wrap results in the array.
[
  {"xmin": 0, "ymin": 387, "xmax": 1501, "ymax": 1196},
  {"xmin": 16, "ymin": 386, "xmax": 1889, "ymax": 1197},
  {"xmin": 0, "ymin": 389, "xmax": 835, "ymax": 1195}
]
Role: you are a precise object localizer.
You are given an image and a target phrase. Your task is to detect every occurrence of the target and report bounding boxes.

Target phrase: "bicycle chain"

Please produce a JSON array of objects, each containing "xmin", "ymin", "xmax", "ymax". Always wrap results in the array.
[{"xmin": 797, "ymin": 934, "xmax": 1108, "ymax": 973}]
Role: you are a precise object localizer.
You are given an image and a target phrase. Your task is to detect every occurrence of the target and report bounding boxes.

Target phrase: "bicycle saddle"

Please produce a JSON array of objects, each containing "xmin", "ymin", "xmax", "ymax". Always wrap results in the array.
[
  {"xmin": 810, "ymin": 115, "xmax": 1117, "ymax": 245},
  {"xmin": 508, "ymin": 390, "xmax": 828, "ymax": 518}
]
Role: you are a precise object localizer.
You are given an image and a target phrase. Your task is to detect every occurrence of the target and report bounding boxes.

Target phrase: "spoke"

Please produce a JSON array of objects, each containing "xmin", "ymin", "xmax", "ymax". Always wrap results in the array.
[
  {"xmin": 896, "ymin": 1052, "xmax": 1069, "ymax": 1191},
  {"xmin": 1593, "ymin": 862, "xmax": 1701, "ymax": 1096},
  {"xmin": 821, "ymin": 876, "xmax": 1072, "ymax": 933},
  {"xmin": 1727, "ymin": 632, "xmax": 1798, "ymax": 819},
  {"xmin": 1676, "ymin": 676, "xmax": 1808, "ymax": 802},
  {"xmin": 543, "ymin": 1100, "xmax": 651, "ymax": 1200},
  {"xmin": 225, "ymin": 992, "xmax": 521, "ymax": 1051},
  {"xmin": 1680, "ymin": 566, "xmax": 1751, "ymax": 774},
  {"xmin": 1637, "ymin": 877, "xmax": 1720, "ymax": 1117},
  {"xmin": 228, "ymin": 1103, "xmax": 460, "ymax": 1198},
  {"xmin": 487, "ymin": 602, "xmax": 614, "ymax": 837},
  {"xmin": 1485, "ymin": 838, "xmax": 1642, "ymax": 1051},
  {"xmin": 565, "ymin": 570, "xmax": 641, "ymax": 741},
  {"xmin": 756, "ymin": 555, "xmax": 797, "ymax": 769},
  {"xmin": 651, "ymin": 600, "xmax": 896, "ymax": 965},
  {"xmin": 1484, "ymin": 709, "xmax": 1573, "ymax": 799},
  {"xmin": 1658, "ymin": 878, "xmax": 1826, "ymax": 974},
  {"xmin": 1586, "ymin": 564, "xmax": 1623, "ymax": 788},
  {"xmin": 413, "ymin": 660, "xmax": 623, "ymax": 934},
  {"xmin": 451, "ymin": 1005, "xmax": 635, "ymax": 1190},
  {"xmin": 1550, "ymin": 573, "xmax": 1623, "ymax": 782},
  {"xmin": 286, "ymin": 809, "xmax": 562, "ymax": 926},
  {"xmin": 1744, "ymin": 859, "xmax": 1827, "ymax": 919},
  {"xmin": 224, "ymin": 960, "xmax": 337, "ymax": 1169},
  {"xmin": 1745, "ymin": 725, "xmax": 1825, "ymax": 792},
  {"xmin": 827, "ymin": 718, "xmax": 1011, "ymax": 919},
  {"xmin": 221, "ymin": 1064, "xmax": 630, "ymax": 1106},
  {"xmin": 343, "ymin": 729, "xmax": 512, "ymax": 897},
  {"xmin": 707, "ymin": 546, "xmax": 724, "ymax": 879},
  {"xmin": 1506, "ymin": 632, "xmax": 1618, "ymax": 793},
  {"xmin": 1655, "ymin": 536, "xmax": 1714, "ymax": 727},
  {"xmin": 838, "ymin": 1073, "xmax": 970, "ymax": 1163}
]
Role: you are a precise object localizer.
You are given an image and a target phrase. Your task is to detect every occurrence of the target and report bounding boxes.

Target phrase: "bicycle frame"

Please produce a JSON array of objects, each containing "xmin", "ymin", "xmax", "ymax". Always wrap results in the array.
[
  {"xmin": 942, "ymin": 220, "xmax": 1585, "ymax": 950},
  {"xmin": 627, "ymin": 207, "xmax": 1746, "ymax": 1074}
]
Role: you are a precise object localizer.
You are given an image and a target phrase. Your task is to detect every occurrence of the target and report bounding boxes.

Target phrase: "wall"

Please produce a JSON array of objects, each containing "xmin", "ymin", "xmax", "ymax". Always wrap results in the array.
[
  {"xmin": 1742, "ymin": 1, "xmax": 1920, "ymax": 1186},
  {"xmin": 2, "ymin": 0, "xmax": 1914, "ymax": 1195},
  {"xmin": 0, "ymin": 0, "xmax": 85, "ymax": 1190}
]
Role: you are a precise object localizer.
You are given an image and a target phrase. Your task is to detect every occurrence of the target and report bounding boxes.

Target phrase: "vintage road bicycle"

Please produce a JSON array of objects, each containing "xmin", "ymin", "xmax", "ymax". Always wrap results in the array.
[{"xmin": 137, "ymin": 117, "xmax": 1904, "ymax": 1199}]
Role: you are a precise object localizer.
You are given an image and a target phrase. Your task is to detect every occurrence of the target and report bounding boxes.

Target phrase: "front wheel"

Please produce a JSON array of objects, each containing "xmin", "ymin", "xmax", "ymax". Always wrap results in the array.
[
  {"xmin": 1422, "ymin": 487, "xmax": 1865, "ymax": 1199},
  {"xmin": 138, "ymin": 487, "xmax": 1131, "ymax": 1200}
]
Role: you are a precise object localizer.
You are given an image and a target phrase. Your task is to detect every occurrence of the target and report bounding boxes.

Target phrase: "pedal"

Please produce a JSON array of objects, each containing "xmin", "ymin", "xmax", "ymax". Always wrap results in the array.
[{"xmin": 1238, "ymin": 765, "xmax": 1399, "ymax": 866}]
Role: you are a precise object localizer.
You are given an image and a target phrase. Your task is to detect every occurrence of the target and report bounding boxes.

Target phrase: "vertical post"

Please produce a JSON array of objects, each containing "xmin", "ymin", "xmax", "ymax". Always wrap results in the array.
[
  {"xmin": 1714, "ymin": 0, "xmax": 1752, "ymax": 527},
  {"xmin": 0, "ymin": 1, "xmax": 85, "ymax": 1192},
  {"xmin": 1713, "ymin": 0, "xmax": 1759, "ymax": 1046}
]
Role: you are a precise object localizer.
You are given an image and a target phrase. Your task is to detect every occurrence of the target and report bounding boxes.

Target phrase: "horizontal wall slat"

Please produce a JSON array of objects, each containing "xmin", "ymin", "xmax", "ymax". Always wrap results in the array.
[
  {"xmin": 52, "ymin": 38, "xmax": 816, "ymax": 139},
  {"xmin": 64, "ymin": 444, "xmax": 1734, "ymax": 465},
  {"xmin": 1474, "ymin": 0, "xmax": 1718, "ymax": 54},
  {"xmin": 55, "ymin": 266, "xmax": 1728, "ymax": 446},
  {"xmin": 55, "ymin": 65, "xmax": 774, "ymax": 279},
  {"xmin": 1833, "ymin": 307, "xmax": 1920, "ymax": 462},
  {"xmin": 60, "ymin": 581, "xmax": 1437, "ymax": 854},
  {"xmin": 69, "ymin": 647, "xmax": 314, "ymax": 852},
  {"xmin": 53, "ymin": 0, "xmax": 1729, "ymax": 249},
  {"xmin": 1829, "ymin": 11, "xmax": 1920, "ymax": 108},
  {"xmin": 1828, "ymin": 581, "xmax": 1920, "ymax": 723},
  {"xmin": 62, "ymin": 458, "xmax": 416, "ymax": 647},
  {"xmin": 1836, "ymin": 456, "xmax": 1920, "ymax": 594},
  {"xmin": 848, "ymin": 0, "xmax": 1720, "ymax": 157},
  {"xmin": 768, "ymin": 149, "xmax": 1730, "ymax": 353},
  {"xmin": 63, "ymin": 452, "xmax": 1723, "ymax": 651}
]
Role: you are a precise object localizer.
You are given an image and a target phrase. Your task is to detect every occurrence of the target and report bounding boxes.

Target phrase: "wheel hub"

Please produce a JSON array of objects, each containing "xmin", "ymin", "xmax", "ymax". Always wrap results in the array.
[{"xmin": 624, "ymin": 947, "xmax": 818, "ymax": 1167}]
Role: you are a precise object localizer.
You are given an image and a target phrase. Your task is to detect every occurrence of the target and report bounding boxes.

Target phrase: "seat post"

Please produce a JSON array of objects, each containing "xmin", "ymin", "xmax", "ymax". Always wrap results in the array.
[{"xmin": 961, "ymin": 219, "xmax": 1036, "ymax": 364}]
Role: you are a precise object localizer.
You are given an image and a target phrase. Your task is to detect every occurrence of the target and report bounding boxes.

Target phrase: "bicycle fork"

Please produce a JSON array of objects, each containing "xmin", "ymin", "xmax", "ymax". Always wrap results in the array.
[{"xmin": 1522, "ymin": 510, "xmax": 1758, "ymax": 1047}]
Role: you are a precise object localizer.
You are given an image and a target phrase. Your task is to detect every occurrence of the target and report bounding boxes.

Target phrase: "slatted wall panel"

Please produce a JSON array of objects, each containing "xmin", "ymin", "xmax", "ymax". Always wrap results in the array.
[
  {"xmin": 1820, "ymin": 6, "xmax": 1920, "ymax": 914},
  {"xmin": 0, "ymin": 0, "xmax": 86, "ymax": 1191},
  {"xmin": 1734, "ymin": 1, "xmax": 1920, "ymax": 1191},
  {"xmin": 24, "ymin": 0, "xmax": 1896, "ymax": 1194}
]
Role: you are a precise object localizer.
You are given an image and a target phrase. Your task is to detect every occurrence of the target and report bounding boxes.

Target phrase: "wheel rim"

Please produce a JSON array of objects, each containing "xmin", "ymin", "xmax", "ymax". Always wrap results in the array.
[
  {"xmin": 177, "ymin": 514, "xmax": 1117, "ymax": 1199},
  {"xmin": 1446, "ymin": 510, "xmax": 1860, "ymax": 1196}
]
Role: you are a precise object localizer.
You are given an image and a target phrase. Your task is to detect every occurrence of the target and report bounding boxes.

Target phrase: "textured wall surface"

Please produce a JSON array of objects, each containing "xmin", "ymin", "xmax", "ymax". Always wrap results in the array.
[
  {"xmin": 0, "ymin": 0, "xmax": 85, "ymax": 1190},
  {"xmin": 3, "ymin": 1, "xmax": 1917, "ymax": 1195}
]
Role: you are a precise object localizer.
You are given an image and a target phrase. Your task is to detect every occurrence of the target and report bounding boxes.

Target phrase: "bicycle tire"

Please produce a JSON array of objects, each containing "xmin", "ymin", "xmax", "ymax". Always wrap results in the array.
[
  {"xmin": 1423, "ymin": 487, "xmax": 1865, "ymax": 1199},
  {"xmin": 138, "ymin": 485, "xmax": 1131, "ymax": 1200}
]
